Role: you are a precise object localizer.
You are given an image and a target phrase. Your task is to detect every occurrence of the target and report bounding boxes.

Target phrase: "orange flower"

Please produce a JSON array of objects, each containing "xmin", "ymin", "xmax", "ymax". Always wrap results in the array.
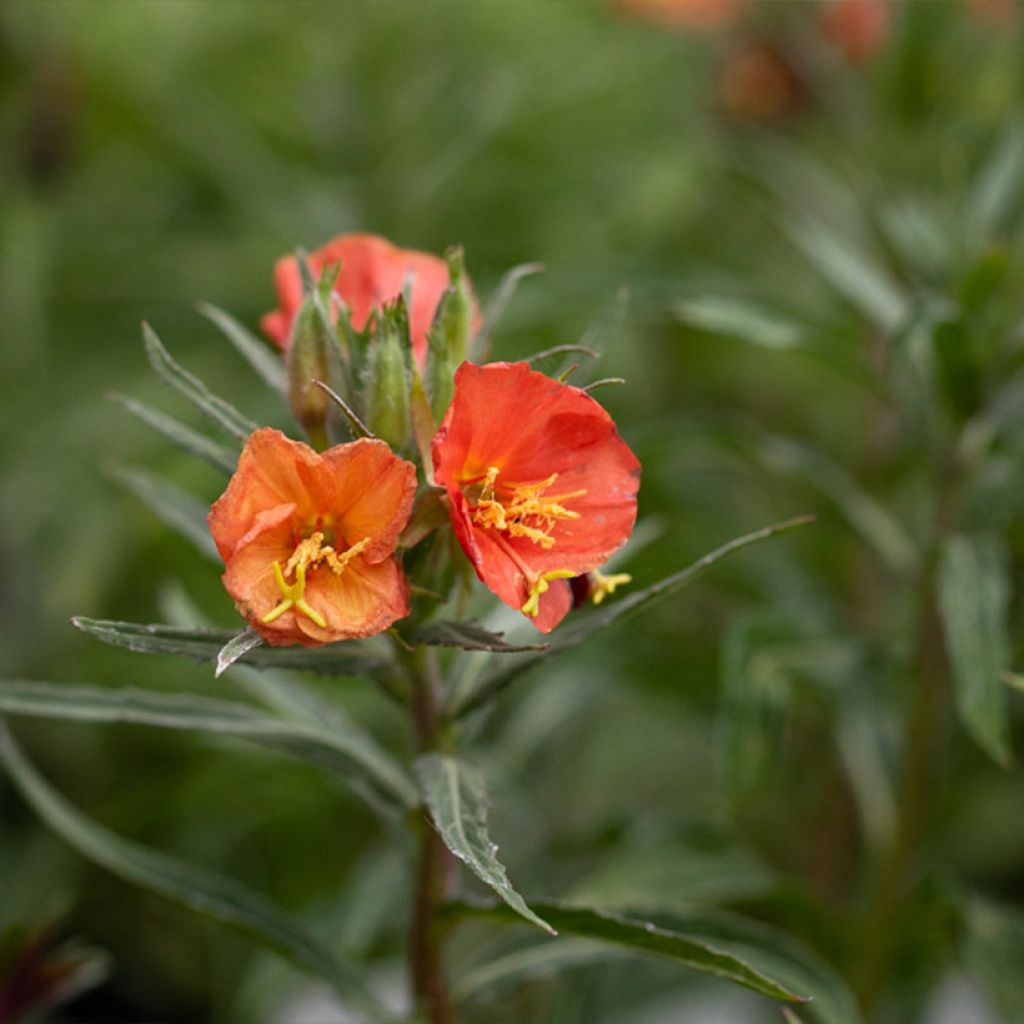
[
  {"xmin": 432, "ymin": 362, "xmax": 641, "ymax": 633},
  {"xmin": 208, "ymin": 428, "xmax": 416, "ymax": 646},
  {"xmin": 819, "ymin": 0, "xmax": 890, "ymax": 63},
  {"xmin": 260, "ymin": 233, "xmax": 481, "ymax": 366},
  {"xmin": 615, "ymin": 0, "xmax": 743, "ymax": 32}
]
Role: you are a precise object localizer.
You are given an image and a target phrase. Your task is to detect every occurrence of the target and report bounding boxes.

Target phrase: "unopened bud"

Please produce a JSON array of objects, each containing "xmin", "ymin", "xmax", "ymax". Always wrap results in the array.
[
  {"xmin": 366, "ymin": 302, "xmax": 411, "ymax": 449},
  {"xmin": 287, "ymin": 288, "xmax": 331, "ymax": 450},
  {"xmin": 424, "ymin": 247, "xmax": 474, "ymax": 420}
]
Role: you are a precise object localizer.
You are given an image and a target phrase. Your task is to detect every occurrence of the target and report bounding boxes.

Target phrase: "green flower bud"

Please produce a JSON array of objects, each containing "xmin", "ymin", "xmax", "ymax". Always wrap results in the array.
[
  {"xmin": 366, "ymin": 301, "xmax": 411, "ymax": 449},
  {"xmin": 287, "ymin": 290, "xmax": 331, "ymax": 451},
  {"xmin": 424, "ymin": 247, "xmax": 474, "ymax": 421}
]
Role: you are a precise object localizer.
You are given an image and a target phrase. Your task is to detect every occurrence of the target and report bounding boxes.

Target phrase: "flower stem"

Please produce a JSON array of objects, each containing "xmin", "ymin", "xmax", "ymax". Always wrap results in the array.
[{"xmin": 407, "ymin": 649, "xmax": 456, "ymax": 1024}]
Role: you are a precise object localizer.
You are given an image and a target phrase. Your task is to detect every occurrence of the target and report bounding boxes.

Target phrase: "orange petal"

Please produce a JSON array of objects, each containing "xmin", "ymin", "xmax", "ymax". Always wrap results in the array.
[
  {"xmin": 320, "ymin": 438, "xmax": 418, "ymax": 563},
  {"xmin": 297, "ymin": 556, "xmax": 410, "ymax": 643},
  {"xmin": 208, "ymin": 429, "xmax": 319, "ymax": 561}
]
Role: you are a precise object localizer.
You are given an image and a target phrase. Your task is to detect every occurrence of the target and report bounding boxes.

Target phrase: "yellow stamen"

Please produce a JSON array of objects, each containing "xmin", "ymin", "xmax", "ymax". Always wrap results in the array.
[
  {"xmin": 262, "ymin": 561, "xmax": 327, "ymax": 629},
  {"xmin": 590, "ymin": 570, "xmax": 632, "ymax": 605},
  {"xmin": 521, "ymin": 569, "xmax": 575, "ymax": 618},
  {"xmin": 262, "ymin": 532, "xmax": 371, "ymax": 630},
  {"xmin": 470, "ymin": 467, "xmax": 586, "ymax": 549}
]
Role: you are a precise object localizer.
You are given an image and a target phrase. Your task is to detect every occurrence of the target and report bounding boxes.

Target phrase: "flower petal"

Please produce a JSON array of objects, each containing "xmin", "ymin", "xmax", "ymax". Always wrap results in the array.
[
  {"xmin": 319, "ymin": 438, "xmax": 418, "ymax": 563},
  {"xmin": 298, "ymin": 556, "xmax": 410, "ymax": 643}
]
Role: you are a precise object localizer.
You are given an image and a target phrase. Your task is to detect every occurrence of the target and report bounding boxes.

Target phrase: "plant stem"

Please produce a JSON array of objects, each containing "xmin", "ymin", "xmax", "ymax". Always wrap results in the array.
[
  {"xmin": 853, "ymin": 454, "xmax": 960, "ymax": 1014},
  {"xmin": 407, "ymin": 648, "xmax": 456, "ymax": 1024}
]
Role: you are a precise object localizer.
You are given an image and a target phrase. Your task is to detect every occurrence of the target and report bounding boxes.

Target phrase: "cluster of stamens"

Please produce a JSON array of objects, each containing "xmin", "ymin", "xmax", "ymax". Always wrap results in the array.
[
  {"xmin": 469, "ymin": 466, "xmax": 585, "ymax": 549},
  {"xmin": 262, "ymin": 531, "xmax": 370, "ymax": 629}
]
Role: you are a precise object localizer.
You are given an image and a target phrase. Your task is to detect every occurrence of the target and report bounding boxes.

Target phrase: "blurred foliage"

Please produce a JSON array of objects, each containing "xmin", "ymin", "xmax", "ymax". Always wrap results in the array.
[{"xmin": 4, "ymin": 1, "xmax": 1024, "ymax": 1022}]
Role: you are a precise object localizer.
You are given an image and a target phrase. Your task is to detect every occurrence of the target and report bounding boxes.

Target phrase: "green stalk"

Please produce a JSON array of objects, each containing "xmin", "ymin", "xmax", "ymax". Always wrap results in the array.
[{"xmin": 406, "ymin": 648, "xmax": 456, "ymax": 1024}]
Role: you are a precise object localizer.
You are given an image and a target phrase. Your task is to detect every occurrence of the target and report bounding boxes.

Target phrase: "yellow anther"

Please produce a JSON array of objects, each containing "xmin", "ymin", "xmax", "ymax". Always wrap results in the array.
[
  {"xmin": 470, "ymin": 468, "xmax": 586, "ymax": 549},
  {"xmin": 283, "ymin": 532, "xmax": 371, "ymax": 579},
  {"xmin": 263, "ymin": 532, "xmax": 370, "ymax": 631},
  {"xmin": 262, "ymin": 561, "xmax": 327, "ymax": 629},
  {"xmin": 590, "ymin": 570, "xmax": 632, "ymax": 606},
  {"xmin": 521, "ymin": 569, "xmax": 576, "ymax": 618}
]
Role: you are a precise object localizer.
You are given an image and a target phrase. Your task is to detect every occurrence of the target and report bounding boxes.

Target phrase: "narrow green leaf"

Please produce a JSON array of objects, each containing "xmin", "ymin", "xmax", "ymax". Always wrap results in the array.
[
  {"xmin": 785, "ymin": 215, "xmax": 907, "ymax": 332},
  {"xmin": 647, "ymin": 910, "xmax": 860, "ymax": 1024},
  {"xmin": 71, "ymin": 618, "xmax": 388, "ymax": 679},
  {"xmin": 216, "ymin": 628, "xmax": 263, "ymax": 678},
  {"xmin": 578, "ymin": 286, "xmax": 629, "ymax": 355},
  {"xmin": 755, "ymin": 435, "xmax": 919, "ymax": 575},
  {"xmin": 455, "ymin": 938, "xmax": 618, "ymax": 1001},
  {"xmin": 197, "ymin": 301, "xmax": 287, "ymax": 392},
  {"xmin": 109, "ymin": 464, "xmax": 219, "ymax": 562},
  {"xmin": 0, "ymin": 680, "xmax": 417, "ymax": 810},
  {"xmin": 962, "ymin": 895, "xmax": 1024, "ymax": 1022},
  {"xmin": 966, "ymin": 127, "xmax": 1024, "ymax": 246},
  {"xmin": 443, "ymin": 900, "xmax": 805, "ymax": 1003},
  {"xmin": 142, "ymin": 321, "xmax": 257, "ymax": 440},
  {"xmin": 938, "ymin": 534, "xmax": 1013, "ymax": 766},
  {"xmin": 453, "ymin": 516, "xmax": 814, "ymax": 719},
  {"xmin": 0, "ymin": 722, "xmax": 391, "ymax": 1020},
  {"xmin": 415, "ymin": 754, "xmax": 554, "ymax": 935},
  {"xmin": 675, "ymin": 297, "xmax": 806, "ymax": 350},
  {"xmin": 409, "ymin": 621, "xmax": 548, "ymax": 654},
  {"xmin": 473, "ymin": 262, "xmax": 545, "ymax": 356},
  {"xmin": 109, "ymin": 393, "xmax": 238, "ymax": 475}
]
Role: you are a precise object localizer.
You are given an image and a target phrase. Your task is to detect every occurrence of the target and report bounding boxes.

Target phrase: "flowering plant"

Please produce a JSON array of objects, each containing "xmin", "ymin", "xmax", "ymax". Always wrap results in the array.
[{"xmin": 0, "ymin": 236, "xmax": 811, "ymax": 1022}]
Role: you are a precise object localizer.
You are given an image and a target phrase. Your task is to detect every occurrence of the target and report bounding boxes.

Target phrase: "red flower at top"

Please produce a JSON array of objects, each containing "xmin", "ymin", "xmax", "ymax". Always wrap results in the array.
[
  {"xmin": 209, "ymin": 428, "xmax": 416, "ymax": 646},
  {"xmin": 432, "ymin": 362, "xmax": 641, "ymax": 632},
  {"xmin": 260, "ymin": 233, "xmax": 481, "ymax": 366}
]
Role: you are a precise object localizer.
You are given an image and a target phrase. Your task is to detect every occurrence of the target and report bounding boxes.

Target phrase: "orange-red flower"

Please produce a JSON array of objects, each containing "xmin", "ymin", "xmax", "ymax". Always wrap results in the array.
[
  {"xmin": 615, "ymin": 0, "xmax": 744, "ymax": 32},
  {"xmin": 819, "ymin": 0, "xmax": 890, "ymax": 63},
  {"xmin": 208, "ymin": 428, "xmax": 416, "ymax": 646},
  {"xmin": 432, "ymin": 362, "xmax": 641, "ymax": 633},
  {"xmin": 260, "ymin": 233, "xmax": 481, "ymax": 366}
]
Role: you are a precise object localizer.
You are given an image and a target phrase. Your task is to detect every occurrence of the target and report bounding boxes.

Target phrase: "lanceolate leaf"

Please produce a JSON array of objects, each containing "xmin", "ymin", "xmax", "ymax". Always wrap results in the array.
[
  {"xmin": 415, "ymin": 754, "xmax": 554, "ymax": 935},
  {"xmin": 0, "ymin": 680, "xmax": 417, "ymax": 810},
  {"xmin": 215, "ymin": 629, "xmax": 264, "ymax": 677},
  {"xmin": 443, "ymin": 900, "xmax": 806, "ymax": 1004},
  {"xmin": 71, "ymin": 618, "xmax": 387, "ymax": 679},
  {"xmin": 109, "ymin": 393, "xmax": 238, "ymax": 474},
  {"xmin": 784, "ymin": 215, "xmax": 907, "ymax": 333},
  {"xmin": 938, "ymin": 534, "xmax": 1013, "ymax": 766},
  {"xmin": 142, "ymin": 321, "xmax": 257, "ymax": 440},
  {"xmin": 675, "ymin": 296, "xmax": 807, "ymax": 350},
  {"xmin": 108, "ymin": 465, "xmax": 219, "ymax": 562},
  {"xmin": 474, "ymin": 261, "xmax": 545, "ymax": 356},
  {"xmin": 197, "ymin": 301, "xmax": 287, "ymax": 393},
  {"xmin": 409, "ymin": 621, "xmax": 548, "ymax": 654},
  {"xmin": 0, "ymin": 723, "xmax": 391, "ymax": 1022},
  {"xmin": 453, "ymin": 516, "xmax": 814, "ymax": 718}
]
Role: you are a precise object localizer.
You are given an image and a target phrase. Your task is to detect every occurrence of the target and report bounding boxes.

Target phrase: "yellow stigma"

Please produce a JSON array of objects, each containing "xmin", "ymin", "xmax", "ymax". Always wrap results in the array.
[
  {"xmin": 261, "ymin": 532, "xmax": 371, "ymax": 629},
  {"xmin": 262, "ymin": 561, "xmax": 327, "ymax": 628},
  {"xmin": 521, "ymin": 569, "xmax": 575, "ymax": 618},
  {"xmin": 470, "ymin": 467, "xmax": 586, "ymax": 549},
  {"xmin": 589, "ymin": 569, "xmax": 632, "ymax": 605}
]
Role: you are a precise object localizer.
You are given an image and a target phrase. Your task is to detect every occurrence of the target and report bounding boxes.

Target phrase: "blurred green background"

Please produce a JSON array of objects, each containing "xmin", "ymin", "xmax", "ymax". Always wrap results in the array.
[{"xmin": 4, "ymin": 1, "xmax": 1024, "ymax": 1021}]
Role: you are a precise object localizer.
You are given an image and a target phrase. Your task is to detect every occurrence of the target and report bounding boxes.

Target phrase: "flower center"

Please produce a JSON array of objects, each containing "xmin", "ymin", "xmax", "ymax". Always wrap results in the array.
[
  {"xmin": 261, "ymin": 531, "xmax": 371, "ymax": 629},
  {"xmin": 468, "ymin": 467, "xmax": 586, "ymax": 549}
]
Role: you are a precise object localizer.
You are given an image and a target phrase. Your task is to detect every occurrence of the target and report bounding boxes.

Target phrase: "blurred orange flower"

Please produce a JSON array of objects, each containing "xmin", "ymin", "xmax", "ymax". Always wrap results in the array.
[
  {"xmin": 261, "ymin": 233, "xmax": 480, "ymax": 366},
  {"xmin": 432, "ymin": 362, "xmax": 640, "ymax": 632},
  {"xmin": 615, "ymin": 0, "xmax": 743, "ymax": 31},
  {"xmin": 209, "ymin": 428, "xmax": 416, "ymax": 646},
  {"xmin": 819, "ymin": 0, "xmax": 891, "ymax": 62}
]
